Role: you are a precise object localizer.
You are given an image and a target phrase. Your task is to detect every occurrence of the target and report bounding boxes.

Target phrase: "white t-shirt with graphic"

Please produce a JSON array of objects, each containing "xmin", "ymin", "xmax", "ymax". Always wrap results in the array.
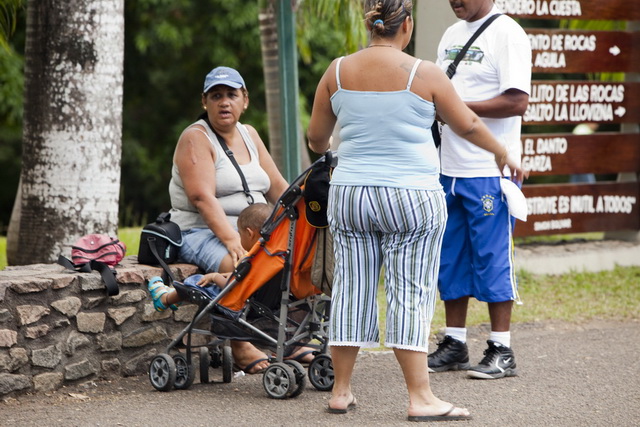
[{"xmin": 436, "ymin": 5, "xmax": 531, "ymax": 178}]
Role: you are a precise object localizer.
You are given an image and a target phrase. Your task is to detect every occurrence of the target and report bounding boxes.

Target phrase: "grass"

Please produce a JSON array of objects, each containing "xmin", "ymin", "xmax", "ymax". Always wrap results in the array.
[
  {"xmin": 118, "ymin": 227, "xmax": 142, "ymax": 256},
  {"xmin": 1, "ymin": 229, "xmax": 639, "ymax": 345}
]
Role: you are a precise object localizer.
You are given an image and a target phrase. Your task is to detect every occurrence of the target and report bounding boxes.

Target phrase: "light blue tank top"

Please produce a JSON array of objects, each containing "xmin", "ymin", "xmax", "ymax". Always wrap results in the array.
[{"xmin": 330, "ymin": 57, "xmax": 441, "ymax": 190}]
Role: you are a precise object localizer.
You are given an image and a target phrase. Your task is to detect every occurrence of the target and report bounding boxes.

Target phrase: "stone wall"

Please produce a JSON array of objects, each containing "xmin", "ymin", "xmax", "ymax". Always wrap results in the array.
[{"xmin": 0, "ymin": 257, "xmax": 200, "ymax": 397}]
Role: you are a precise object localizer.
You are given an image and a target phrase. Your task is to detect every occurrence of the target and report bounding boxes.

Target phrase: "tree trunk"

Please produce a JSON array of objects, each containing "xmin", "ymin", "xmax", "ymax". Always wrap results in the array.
[
  {"xmin": 259, "ymin": 1, "xmax": 310, "ymax": 178},
  {"xmin": 259, "ymin": 3, "xmax": 283, "ymax": 171},
  {"xmin": 7, "ymin": 0, "xmax": 124, "ymax": 265}
]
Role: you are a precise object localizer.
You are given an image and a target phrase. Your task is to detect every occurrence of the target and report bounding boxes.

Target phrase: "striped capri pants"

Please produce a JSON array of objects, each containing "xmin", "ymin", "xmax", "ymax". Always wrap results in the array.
[{"xmin": 327, "ymin": 185, "xmax": 447, "ymax": 352}]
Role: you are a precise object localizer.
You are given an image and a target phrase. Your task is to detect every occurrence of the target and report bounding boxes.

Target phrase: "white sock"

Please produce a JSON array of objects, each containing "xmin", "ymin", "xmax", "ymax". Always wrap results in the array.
[
  {"xmin": 490, "ymin": 331, "xmax": 511, "ymax": 348},
  {"xmin": 445, "ymin": 327, "xmax": 467, "ymax": 343}
]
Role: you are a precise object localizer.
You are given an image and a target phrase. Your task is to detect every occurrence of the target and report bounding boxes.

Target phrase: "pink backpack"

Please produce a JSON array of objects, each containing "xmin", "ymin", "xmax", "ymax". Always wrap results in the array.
[{"xmin": 71, "ymin": 234, "xmax": 126, "ymax": 266}]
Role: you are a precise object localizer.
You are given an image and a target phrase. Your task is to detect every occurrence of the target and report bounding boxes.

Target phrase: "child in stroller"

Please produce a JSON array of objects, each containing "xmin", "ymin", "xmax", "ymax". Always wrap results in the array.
[
  {"xmin": 148, "ymin": 202, "xmax": 315, "ymax": 373},
  {"xmin": 148, "ymin": 153, "xmax": 335, "ymax": 399}
]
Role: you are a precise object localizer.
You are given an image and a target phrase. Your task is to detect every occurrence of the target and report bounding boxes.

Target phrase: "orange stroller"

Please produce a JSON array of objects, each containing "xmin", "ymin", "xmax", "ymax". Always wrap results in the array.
[{"xmin": 148, "ymin": 153, "xmax": 335, "ymax": 399}]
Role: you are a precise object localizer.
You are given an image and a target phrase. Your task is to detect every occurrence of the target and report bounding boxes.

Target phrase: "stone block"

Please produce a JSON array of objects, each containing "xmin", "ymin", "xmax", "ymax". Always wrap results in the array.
[
  {"xmin": 54, "ymin": 318, "xmax": 71, "ymax": 329},
  {"xmin": 24, "ymin": 324, "xmax": 51, "ymax": 339},
  {"xmin": 0, "ymin": 281, "xmax": 11, "ymax": 303},
  {"xmin": 174, "ymin": 304, "xmax": 198, "ymax": 322},
  {"xmin": 0, "ymin": 373, "xmax": 31, "ymax": 395},
  {"xmin": 76, "ymin": 312, "xmax": 106, "ymax": 333},
  {"xmin": 97, "ymin": 332, "xmax": 122, "ymax": 352},
  {"xmin": 79, "ymin": 274, "xmax": 105, "ymax": 292},
  {"xmin": 16, "ymin": 305, "xmax": 50, "ymax": 326},
  {"xmin": 50, "ymin": 273, "xmax": 77, "ymax": 290},
  {"xmin": 110, "ymin": 289, "xmax": 147, "ymax": 306},
  {"xmin": 33, "ymin": 372, "xmax": 64, "ymax": 392},
  {"xmin": 122, "ymin": 325, "xmax": 167, "ymax": 348},
  {"xmin": 10, "ymin": 278, "xmax": 52, "ymax": 294},
  {"xmin": 31, "ymin": 345, "xmax": 62, "ymax": 369},
  {"xmin": 123, "ymin": 348, "xmax": 156, "ymax": 376},
  {"xmin": 115, "ymin": 268, "xmax": 145, "ymax": 284},
  {"xmin": 64, "ymin": 359, "xmax": 97, "ymax": 381},
  {"xmin": 65, "ymin": 330, "xmax": 91, "ymax": 355},
  {"xmin": 0, "ymin": 329, "xmax": 18, "ymax": 348},
  {"xmin": 0, "ymin": 308, "xmax": 12, "ymax": 323},
  {"xmin": 0, "ymin": 347, "xmax": 28, "ymax": 372},
  {"xmin": 84, "ymin": 296, "xmax": 107, "ymax": 309},
  {"xmin": 100, "ymin": 358, "xmax": 121, "ymax": 378},
  {"xmin": 51, "ymin": 296, "xmax": 82, "ymax": 317},
  {"xmin": 140, "ymin": 303, "xmax": 172, "ymax": 322},
  {"xmin": 107, "ymin": 307, "xmax": 137, "ymax": 326}
]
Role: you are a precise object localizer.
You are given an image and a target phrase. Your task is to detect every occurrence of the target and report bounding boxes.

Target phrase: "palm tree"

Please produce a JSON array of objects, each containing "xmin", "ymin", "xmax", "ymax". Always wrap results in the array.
[
  {"xmin": 6, "ymin": 0, "xmax": 125, "ymax": 265},
  {"xmin": 0, "ymin": 0, "xmax": 22, "ymax": 52},
  {"xmin": 258, "ymin": 0, "xmax": 366, "ymax": 174}
]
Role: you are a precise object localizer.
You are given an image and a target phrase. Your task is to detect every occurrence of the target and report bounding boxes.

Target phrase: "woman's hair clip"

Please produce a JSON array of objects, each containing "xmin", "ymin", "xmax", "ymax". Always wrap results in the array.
[{"xmin": 373, "ymin": 19, "xmax": 384, "ymax": 26}]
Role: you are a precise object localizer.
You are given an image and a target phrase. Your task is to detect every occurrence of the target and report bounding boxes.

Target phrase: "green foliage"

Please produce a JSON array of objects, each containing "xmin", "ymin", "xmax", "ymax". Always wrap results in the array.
[
  {"xmin": 118, "ymin": 227, "xmax": 142, "ymax": 256},
  {"xmin": 0, "ymin": 0, "xmax": 362, "ymax": 231},
  {"xmin": 298, "ymin": 0, "xmax": 367, "ymax": 62},
  {"xmin": 0, "ymin": 4, "xmax": 24, "ymax": 234},
  {"xmin": 121, "ymin": 0, "xmax": 267, "ymax": 225},
  {"xmin": 0, "ymin": 0, "xmax": 23, "ymax": 52}
]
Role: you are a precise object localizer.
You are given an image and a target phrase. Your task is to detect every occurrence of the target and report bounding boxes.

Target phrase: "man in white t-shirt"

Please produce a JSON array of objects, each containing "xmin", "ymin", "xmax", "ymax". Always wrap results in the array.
[{"xmin": 428, "ymin": 0, "xmax": 531, "ymax": 379}]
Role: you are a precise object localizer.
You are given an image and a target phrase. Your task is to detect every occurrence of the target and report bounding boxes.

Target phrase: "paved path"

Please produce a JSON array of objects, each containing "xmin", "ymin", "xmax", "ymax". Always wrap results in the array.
[{"xmin": 3, "ymin": 319, "xmax": 638, "ymax": 427}]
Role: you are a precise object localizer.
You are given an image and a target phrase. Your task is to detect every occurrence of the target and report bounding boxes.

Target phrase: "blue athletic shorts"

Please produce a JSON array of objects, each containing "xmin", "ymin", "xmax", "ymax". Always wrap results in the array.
[
  {"xmin": 437, "ymin": 176, "xmax": 518, "ymax": 303},
  {"xmin": 178, "ymin": 228, "xmax": 230, "ymax": 273}
]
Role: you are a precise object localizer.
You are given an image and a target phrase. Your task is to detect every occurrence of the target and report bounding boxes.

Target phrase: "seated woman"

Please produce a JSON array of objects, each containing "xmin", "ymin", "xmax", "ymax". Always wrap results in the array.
[{"xmin": 153, "ymin": 66, "xmax": 309, "ymax": 373}]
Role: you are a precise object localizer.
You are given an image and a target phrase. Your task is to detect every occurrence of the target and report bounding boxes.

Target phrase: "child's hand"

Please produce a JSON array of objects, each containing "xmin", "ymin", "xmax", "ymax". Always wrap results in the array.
[{"xmin": 197, "ymin": 272, "xmax": 230, "ymax": 288}]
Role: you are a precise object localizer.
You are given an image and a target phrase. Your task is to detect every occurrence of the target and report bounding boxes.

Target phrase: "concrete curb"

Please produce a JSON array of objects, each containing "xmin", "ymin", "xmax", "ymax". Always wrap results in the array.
[{"xmin": 516, "ymin": 239, "xmax": 640, "ymax": 275}]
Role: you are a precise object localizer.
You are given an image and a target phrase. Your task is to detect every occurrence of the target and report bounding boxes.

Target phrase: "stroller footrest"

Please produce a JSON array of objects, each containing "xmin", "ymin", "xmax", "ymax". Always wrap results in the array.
[{"xmin": 173, "ymin": 282, "xmax": 210, "ymax": 305}]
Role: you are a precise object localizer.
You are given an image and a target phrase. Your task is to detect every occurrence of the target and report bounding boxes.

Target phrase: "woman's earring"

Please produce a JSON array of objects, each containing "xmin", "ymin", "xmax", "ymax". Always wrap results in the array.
[{"xmin": 203, "ymin": 105, "xmax": 207, "ymax": 110}]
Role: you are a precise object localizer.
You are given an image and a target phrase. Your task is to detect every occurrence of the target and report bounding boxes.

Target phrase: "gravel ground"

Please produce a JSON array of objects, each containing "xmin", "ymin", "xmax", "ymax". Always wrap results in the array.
[{"xmin": 3, "ymin": 319, "xmax": 638, "ymax": 427}]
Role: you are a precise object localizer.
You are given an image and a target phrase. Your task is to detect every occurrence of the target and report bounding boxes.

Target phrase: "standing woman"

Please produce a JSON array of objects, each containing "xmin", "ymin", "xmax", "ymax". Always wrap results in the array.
[{"xmin": 307, "ymin": 0, "xmax": 526, "ymax": 422}]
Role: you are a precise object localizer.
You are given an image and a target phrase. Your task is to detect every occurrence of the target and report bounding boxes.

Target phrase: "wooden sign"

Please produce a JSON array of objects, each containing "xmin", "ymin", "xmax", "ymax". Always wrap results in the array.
[
  {"xmin": 523, "ymin": 132, "xmax": 640, "ymax": 176},
  {"xmin": 496, "ymin": 0, "xmax": 640, "ymax": 21},
  {"xmin": 528, "ymin": 30, "xmax": 640, "ymax": 73},
  {"xmin": 524, "ymin": 81, "xmax": 640, "ymax": 125},
  {"xmin": 514, "ymin": 182, "xmax": 640, "ymax": 236}
]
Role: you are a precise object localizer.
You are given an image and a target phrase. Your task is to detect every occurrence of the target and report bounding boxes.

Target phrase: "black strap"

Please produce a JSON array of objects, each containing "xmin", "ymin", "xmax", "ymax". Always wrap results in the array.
[
  {"xmin": 57, "ymin": 255, "xmax": 119, "ymax": 296},
  {"xmin": 145, "ymin": 236, "xmax": 176, "ymax": 284},
  {"xmin": 445, "ymin": 14, "xmax": 502, "ymax": 78},
  {"xmin": 200, "ymin": 113, "xmax": 254, "ymax": 205}
]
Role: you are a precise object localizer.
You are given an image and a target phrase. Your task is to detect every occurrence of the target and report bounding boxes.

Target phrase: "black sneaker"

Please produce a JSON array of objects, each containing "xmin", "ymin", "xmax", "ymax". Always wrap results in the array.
[
  {"xmin": 467, "ymin": 340, "xmax": 518, "ymax": 379},
  {"xmin": 428, "ymin": 335, "xmax": 471, "ymax": 372}
]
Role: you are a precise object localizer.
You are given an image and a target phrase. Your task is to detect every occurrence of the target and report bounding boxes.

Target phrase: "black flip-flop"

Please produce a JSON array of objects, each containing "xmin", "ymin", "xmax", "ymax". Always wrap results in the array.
[
  {"xmin": 407, "ymin": 405, "xmax": 472, "ymax": 422},
  {"xmin": 233, "ymin": 357, "xmax": 270, "ymax": 375},
  {"xmin": 327, "ymin": 399, "xmax": 357, "ymax": 414},
  {"xmin": 285, "ymin": 349, "xmax": 315, "ymax": 365}
]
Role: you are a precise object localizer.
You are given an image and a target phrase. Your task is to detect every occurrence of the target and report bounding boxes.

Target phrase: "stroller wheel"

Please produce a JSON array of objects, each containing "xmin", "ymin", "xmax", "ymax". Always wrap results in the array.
[
  {"xmin": 222, "ymin": 343, "xmax": 233, "ymax": 384},
  {"xmin": 173, "ymin": 353, "xmax": 196, "ymax": 390},
  {"xmin": 199, "ymin": 347, "xmax": 211, "ymax": 384},
  {"xmin": 308, "ymin": 354, "xmax": 334, "ymax": 391},
  {"xmin": 283, "ymin": 360, "xmax": 307, "ymax": 398},
  {"xmin": 149, "ymin": 353, "xmax": 176, "ymax": 392},
  {"xmin": 263, "ymin": 362, "xmax": 296, "ymax": 399}
]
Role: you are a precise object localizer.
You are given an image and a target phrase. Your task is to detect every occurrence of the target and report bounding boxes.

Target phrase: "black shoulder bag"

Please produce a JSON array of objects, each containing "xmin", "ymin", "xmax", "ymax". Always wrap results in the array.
[
  {"xmin": 200, "ymin": 113, "xmax": 254, "ymax": 205},
  {"xmin": 138, "ymin": 212, "xmax": 182, "ymax": 283},
  {"xmin": 431, "ymin": 13, "xmax": 502, "ymax": 148}
]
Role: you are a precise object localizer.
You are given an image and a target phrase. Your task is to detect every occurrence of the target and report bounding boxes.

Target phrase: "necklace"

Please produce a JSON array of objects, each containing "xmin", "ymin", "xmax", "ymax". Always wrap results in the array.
[{"xmin": 368, "ymin": 44, "xmax": 393, "ymax": 48}]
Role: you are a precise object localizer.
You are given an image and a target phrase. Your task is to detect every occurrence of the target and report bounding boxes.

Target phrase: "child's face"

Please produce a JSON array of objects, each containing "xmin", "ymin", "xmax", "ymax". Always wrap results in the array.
[{"xmin": 239, "ymin": 227, "xmax": 259, "ymax": 251}]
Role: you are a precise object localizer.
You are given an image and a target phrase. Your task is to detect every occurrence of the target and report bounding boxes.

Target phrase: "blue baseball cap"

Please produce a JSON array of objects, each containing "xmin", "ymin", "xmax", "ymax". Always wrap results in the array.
[{"xmin": 203, "ymin": 66, "xmax": 246, "ymax": 93}]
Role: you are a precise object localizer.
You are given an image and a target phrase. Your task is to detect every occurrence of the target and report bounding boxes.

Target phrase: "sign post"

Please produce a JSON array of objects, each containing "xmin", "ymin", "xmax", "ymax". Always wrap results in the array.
[{"xmin": 502, "ymin": 0, "xmax": 640, "ymax": 239}]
